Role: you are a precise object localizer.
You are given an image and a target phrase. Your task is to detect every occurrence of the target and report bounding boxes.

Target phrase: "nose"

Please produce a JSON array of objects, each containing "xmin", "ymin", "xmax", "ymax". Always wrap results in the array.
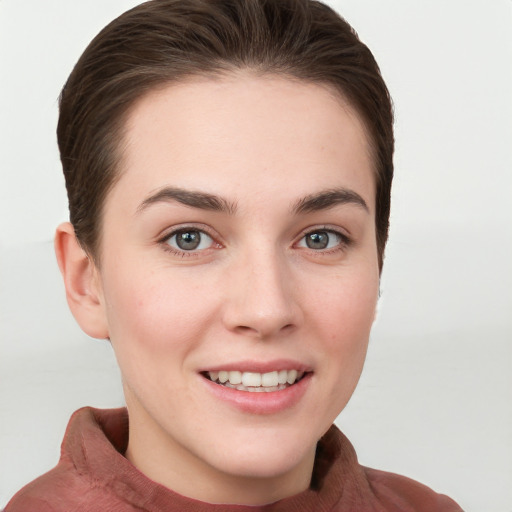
[{"xmin": 221, "ymin": 249, "xmax": 301, "ymax": 339}]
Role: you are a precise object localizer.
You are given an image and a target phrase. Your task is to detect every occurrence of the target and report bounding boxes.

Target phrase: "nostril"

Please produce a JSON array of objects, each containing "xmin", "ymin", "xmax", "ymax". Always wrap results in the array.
[
  {"xmin": 233, "ymin": 323, "xmax": 295, "ymax": 338},
  {"xmin": 236, "ymin": 325, "xmax": 255, "ymax": 333}
]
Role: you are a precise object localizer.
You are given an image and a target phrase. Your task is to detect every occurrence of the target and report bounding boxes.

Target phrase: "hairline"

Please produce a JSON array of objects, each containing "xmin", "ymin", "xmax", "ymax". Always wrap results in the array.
[{"xmin": 87, "ymin": 68, "xmax": 380, "ymax": 267}]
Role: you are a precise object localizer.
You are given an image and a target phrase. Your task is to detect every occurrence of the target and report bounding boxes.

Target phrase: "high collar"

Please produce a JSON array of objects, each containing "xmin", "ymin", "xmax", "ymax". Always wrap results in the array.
[{"xmin": 61, "ymin": 406, "xmax": 372, "ymax": 511}]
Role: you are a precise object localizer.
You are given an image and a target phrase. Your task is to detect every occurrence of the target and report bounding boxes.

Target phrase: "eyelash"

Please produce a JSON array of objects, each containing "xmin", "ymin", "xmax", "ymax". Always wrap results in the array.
[
  {"xmin": 159, "ymin": 225, "xmax": 220, "ymax": 258},
  {"xmin": 158, "ymin": 225, "xmax": 351, "ymax": 258},
  {"xmin": 296, "ymin": 227, "xmax": 352, "ymax": 255}
]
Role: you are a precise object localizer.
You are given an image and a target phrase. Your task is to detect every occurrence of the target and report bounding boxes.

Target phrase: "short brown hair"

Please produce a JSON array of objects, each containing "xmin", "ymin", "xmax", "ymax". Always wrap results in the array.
[{"xmin": 57, "ymin": 0, "xmax": 394, "ymax": 269}]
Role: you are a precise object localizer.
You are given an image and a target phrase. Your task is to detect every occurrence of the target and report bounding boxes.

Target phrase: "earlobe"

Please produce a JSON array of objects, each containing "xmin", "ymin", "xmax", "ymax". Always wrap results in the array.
[{"xmin": 54, "ymin": 222, "xmax": 109, "ymax": 339}]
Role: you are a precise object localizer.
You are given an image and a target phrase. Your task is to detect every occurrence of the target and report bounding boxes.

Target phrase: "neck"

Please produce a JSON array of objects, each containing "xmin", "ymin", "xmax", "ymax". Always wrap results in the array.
[{"xmin": 124, "ymin": 393, "xmax": 316, "ymax": 505}]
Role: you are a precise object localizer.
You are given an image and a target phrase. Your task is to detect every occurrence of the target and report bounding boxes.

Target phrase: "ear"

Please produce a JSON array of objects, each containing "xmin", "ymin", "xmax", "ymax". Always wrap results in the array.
[
  {"xmin": 373, "ymin": 283, "xmax": 381, "ymax": 323},
  {"xmin": 54, "ymin": 222, "xmax": 109, "ymax": 339}
]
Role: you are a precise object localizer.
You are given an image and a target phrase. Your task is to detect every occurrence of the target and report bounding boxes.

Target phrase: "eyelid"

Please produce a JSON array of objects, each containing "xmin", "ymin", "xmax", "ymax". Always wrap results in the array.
[
  {"xmin": 157, "ymin": 223, "xmax": 223, "ymax": 256},
  {"xmin": 296, "ymin": 224, "xmax": 351, "ymax": 240},
  {"xmin": 294, "ymin": 225, "xmax": 352, "ymax": 251},
  {"xmin": 157, "ymin": 222, "xmax": 218, "ymax": 242},
  {"xmin": 168, "ymin": 230, "xmax": 214, "ymax": 251}
]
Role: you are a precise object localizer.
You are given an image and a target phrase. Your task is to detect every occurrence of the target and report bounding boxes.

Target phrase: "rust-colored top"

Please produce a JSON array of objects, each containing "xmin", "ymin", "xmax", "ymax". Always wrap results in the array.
[{"xmin": 5, "ymin": 407, "xmax": 463, "ymax": 511}]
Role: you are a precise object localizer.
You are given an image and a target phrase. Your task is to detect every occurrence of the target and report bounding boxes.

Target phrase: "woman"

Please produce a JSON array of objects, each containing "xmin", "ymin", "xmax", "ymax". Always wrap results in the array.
[{"xmin": 5, "ymin": 0, "xmax": 462, "ymax": 510}]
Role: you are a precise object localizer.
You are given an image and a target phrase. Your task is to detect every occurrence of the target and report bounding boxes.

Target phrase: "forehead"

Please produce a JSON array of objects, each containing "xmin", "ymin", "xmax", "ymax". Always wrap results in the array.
[{"xmin": 111, "ymin": 73, "xmax": 375, "ymax": 213}]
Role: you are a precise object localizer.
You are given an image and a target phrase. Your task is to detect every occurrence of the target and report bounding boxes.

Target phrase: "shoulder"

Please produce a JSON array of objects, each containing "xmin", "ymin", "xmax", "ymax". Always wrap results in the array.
[
  {"xmin": 5, "ymin": 462, "xmax": 84, "ymax": 512},
  {"xmin": 362, "ymin": 466, "xmax": 464, "ymax": 511},
  {"xmin": 4, "ymin": 407, "xmax": 130, "ymax": 512},
  {"xmin": 314, "ymin": 426, "xmax": 463, "ymax": 512},
  {"xmin": 4, "ymin": 462, "xmax": 129, "ymax": 512}
]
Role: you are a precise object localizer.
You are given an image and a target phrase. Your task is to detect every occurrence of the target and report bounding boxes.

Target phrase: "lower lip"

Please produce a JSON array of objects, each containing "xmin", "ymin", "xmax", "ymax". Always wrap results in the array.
[{"xmin": 201, "ymin": 373, "xmax": 312, "ymax": 415}]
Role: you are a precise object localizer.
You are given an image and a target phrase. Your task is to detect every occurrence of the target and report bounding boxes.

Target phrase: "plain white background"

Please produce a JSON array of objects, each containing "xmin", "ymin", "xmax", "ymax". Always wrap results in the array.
[{"xmin": 1, "ymin": 1, "xmax": 511, "ymax": 510}]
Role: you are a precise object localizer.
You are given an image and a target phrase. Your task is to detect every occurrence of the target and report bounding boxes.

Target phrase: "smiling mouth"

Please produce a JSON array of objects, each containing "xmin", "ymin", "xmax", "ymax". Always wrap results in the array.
[{"xmin": 202, "ymin": 369, "xmax": 307, "ymax": 393}]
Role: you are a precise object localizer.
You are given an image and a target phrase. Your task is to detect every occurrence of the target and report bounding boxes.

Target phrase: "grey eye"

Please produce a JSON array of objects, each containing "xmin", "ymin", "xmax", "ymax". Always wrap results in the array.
[
  {"xmin": 299, "ymin": 230, "xmax": 343, "ymax": 250},
  {"xmin": 306, "ymin": 232, "xmax": 329, "ymax": 249},
  {"xmin": 167, "ymin": 230, "xmax": 213, "ymax": 251}
]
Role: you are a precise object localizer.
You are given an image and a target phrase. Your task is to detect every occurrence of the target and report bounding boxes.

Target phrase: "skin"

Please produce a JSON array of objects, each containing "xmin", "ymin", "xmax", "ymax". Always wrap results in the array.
[{"xmin": 56, "ymin": 72, "xmax": 380, "ymax": 505}]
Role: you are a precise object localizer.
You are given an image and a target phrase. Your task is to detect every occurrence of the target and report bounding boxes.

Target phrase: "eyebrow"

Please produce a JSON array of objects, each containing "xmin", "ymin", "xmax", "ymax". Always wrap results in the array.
[
  {"xmin": 137, "ymin": 185, "xmax": 368, "ymax": 216},
  {"xmin": 137, "ymin": 187, "xmax": 238, "ymax": 214},
  {"xmin": 292, "ymin": 188, "xmax": 369, "ymax": 214}
]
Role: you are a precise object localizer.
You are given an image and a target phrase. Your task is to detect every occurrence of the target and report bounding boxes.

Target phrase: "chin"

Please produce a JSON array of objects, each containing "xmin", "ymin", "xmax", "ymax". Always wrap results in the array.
[{"xmin": 201, "ymin": 426, "xmax": 318, "ymax": 480}]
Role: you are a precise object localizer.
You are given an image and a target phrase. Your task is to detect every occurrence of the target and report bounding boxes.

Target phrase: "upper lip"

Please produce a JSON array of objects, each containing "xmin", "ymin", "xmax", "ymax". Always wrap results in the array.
[{"xmin": 199, "ymin": 359, "xmax": 313, "ymax": 374}]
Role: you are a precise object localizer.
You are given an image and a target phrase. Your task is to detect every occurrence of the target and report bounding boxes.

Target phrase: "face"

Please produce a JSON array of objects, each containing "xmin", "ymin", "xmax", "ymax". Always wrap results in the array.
[{"xmin": 93, "ymin": 73, "xmax": 379, "ymax": 503}]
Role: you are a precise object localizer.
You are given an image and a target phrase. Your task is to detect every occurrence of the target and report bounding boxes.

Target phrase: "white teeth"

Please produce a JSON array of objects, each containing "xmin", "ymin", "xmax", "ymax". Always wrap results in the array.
[
  {"xmin": 261, "ymin": 371, "xmax": 279, "ymax": 387},
  {"xmin": 228, "ymin": 371, "xmax": 242, "ymax": 385},
  {"xmin": 242, "ymin": 372, "xmax": 261, "ymax": 387},
  {"xmin": 207, "ymin": 369, "xmax": 305, "ymax": 390},
  {"xmin": 286, "ymin": 369, "xmax": 298, "ymax": 385},
  {"xmin": 223, "ymin": 382, "xmax": 287, "ymax": 392}
]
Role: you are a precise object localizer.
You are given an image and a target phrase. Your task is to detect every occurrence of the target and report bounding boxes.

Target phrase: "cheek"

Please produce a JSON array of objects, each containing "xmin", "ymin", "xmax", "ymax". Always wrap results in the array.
[
  {"xmin": 101, "ymin": 264, "xmax": 218, "ymax": 355},
  {"xmin": 315, "ymin": 268, "xmax": 378, "ymax": 340},
  {"xmin": 311, "ymin": 268, "xmax": 378, "ymax": 385},
  {"xmin": 102, "ymin": 269, "xmax": 218, "ymax": 404}
]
